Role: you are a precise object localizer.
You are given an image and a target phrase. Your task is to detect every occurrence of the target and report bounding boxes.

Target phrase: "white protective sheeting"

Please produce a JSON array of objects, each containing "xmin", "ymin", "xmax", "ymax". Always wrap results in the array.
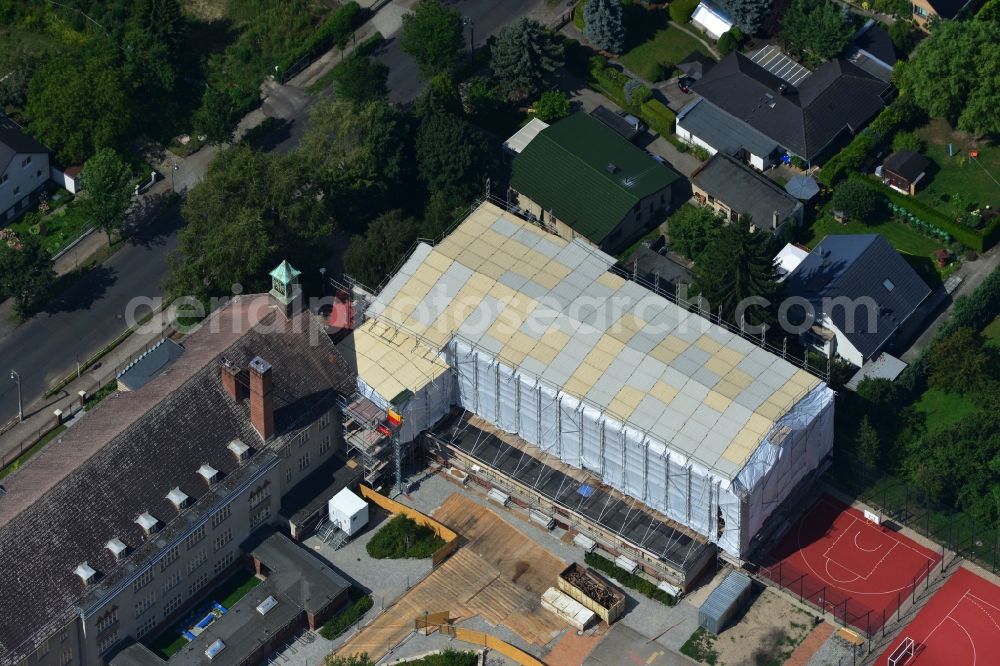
[
  {"xmin": 450, "ymin": 338, "xmax": 834, "ymax": 557},
  {"xmin": 357, "ymin": 370, "xmax": 453, "ymax": 444}
]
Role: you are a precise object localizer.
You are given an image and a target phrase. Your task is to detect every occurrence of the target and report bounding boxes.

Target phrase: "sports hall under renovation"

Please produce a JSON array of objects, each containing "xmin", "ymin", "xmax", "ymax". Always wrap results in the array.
[{"xmin": 337, "ymin": 200, "xmax": 834, "ymax": 588}]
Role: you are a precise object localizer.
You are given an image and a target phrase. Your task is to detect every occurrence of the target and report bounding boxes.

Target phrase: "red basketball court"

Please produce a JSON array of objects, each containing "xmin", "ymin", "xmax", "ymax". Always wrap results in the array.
[
  {"xmin": 761, "ymin": 495, "xmax": 941, "ymax": 633},
  {"xmin": 878, "ymin": 566, "xmax": 1000, "ymax": 665}
]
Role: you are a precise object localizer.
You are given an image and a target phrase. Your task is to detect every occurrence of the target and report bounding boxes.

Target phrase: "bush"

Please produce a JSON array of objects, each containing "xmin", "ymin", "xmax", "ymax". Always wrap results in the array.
[
  {"xmin": 533, "ymin": 91, "xmax": 571, "ymax": 122},
  {"xmin": 366, "ymin": 514, "xmax": 446, "ymax": 559},
  {"xmin": 574, "ymin": 0, "xmax": 586, "ymax": 30},
  {"xmin": 355, "ymin": 31, "xmax": 385, "ymax": 57},
  {"xmin": 318, "ymin": 592, "xmax": 373, "ymax": 640},
  {"xmin": 592, "ymin": 63, "xmax": 630, "ymax": 107},
  {"xmin": 584, "ymin": 552, "xmax": 677, "ymax": 605},
  {"xmin": 639, "ymin": 99, "xmax": 676, "ymax": 136},
  {"xmin": 818, "ymin": 102, "xmax": 909, "ymax": 186},
  {"xmin": 717, "ymin": 27, "xmax": 743, "ymax": 55},
  {"xmin": 691, "ymin": 145, "xmax": 710, "ymax": 161},
  {"xmin": 669, "ymin": 0, "xmax": 700, "ymax": 23},
  {"xmin": 623, "ymin": 79, "xmax": 651, "ymax": 106},
  {"xmin": 891, "ymin": 131, "xmax": 925, "ymax": 153},
  {"xmin": 831, "ymin": 179, "xmax": 883, "ymax": 223},
  {"xmin": 285, "ymin": 1, "xmax": 362, "ymax": 73}
]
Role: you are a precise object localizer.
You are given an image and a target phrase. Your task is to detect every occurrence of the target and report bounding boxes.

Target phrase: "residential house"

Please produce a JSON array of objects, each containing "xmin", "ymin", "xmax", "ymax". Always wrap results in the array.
[
  {"xmin": 845, "ymin": 20, "xmax": 898, "ymax": 82},
  {"xmin": 879, "ymin": 149, "xmax": 931, "ymax": 195},
  {"xmin": 0, "ymin": 263, "xmax": 357, "ymax": 666},
  {"xmin": 509, "ymin": 112, "xmax": 682, "ymax": 254},
  {"xmin": 690, "ymin": 153, "xmax": 804, "ymax": 236},
  {"xmin": 783, "ymin": 234, "xmax": 932, "ymax": 367},
  {"xmin": 0, "ymin": 116, "xmax": 51, "ymax": 223},
  {"xmin": 911, "ymin": 0, "xmax": 983, "ymax": 28},
  {"xmin": 678, "ymin": 52, "xmax": 893, "ymax": 168}
]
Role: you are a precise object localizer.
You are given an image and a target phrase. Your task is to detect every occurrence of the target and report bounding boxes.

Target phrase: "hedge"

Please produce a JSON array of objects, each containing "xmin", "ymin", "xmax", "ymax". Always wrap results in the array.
[
  {"xmin": 669, "ymin": 0, "xmax": 700, "ymax": 23},
  {"xmin": 584, "ymin": 552, "xmax": 677, "ymax": 606},
  {"xmin": 280, "ymin": 1, "xmax": 362, "ymax": 75},
  {"xmin": 355, "ymin": 31, "xmax": 384, "ymax": 57},
  {"xmin": 855, "ymin": 176, "xmax": 1000, "ymax": 251},
  {"xmin": 318, "ymin": 592, "xmax": 373, "ymax": 640},
  {"xmin": 640, "ymin": 99, "xmax": 676, "ymax": 136},
  {"xmin": 819, "ymin": 105, "xmax": 905, "ymax": 187}
]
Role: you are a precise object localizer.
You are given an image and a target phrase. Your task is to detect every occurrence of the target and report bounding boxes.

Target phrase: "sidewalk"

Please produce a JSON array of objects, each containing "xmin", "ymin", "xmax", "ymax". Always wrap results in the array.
[{"xmin": 0, "ymin": 309, "xmax": 174, "ymax": 469}]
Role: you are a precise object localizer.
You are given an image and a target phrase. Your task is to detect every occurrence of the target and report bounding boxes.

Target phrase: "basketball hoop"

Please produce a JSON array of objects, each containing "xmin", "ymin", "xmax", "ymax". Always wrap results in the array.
[{"xmin": 887, "ymin": 636, "xmax": 915, "ymax": 665}]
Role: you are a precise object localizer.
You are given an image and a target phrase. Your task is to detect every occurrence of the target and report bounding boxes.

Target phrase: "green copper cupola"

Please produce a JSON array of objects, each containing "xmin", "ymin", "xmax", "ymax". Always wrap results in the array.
[{"xmin": 269, "ymin": 260, "xmax": 302, "ymax": 318}]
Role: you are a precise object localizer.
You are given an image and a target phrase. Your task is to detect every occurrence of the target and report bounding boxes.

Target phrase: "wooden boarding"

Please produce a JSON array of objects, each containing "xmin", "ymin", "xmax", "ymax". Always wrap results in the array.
[
  {"xmin": 836, "ymin": 627, "xmax": 865, "ymax": 646},
  {"xmin": 336, "ymin": 548, "xmax": 566, "ymax": 662},
  {"xmin": 433, "ymin": 492, "xmax": 569, "ymax": 598}
]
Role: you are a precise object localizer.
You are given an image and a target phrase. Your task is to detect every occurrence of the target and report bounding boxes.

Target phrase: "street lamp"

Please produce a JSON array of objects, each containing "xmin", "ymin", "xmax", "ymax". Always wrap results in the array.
[
  {"xmin": 319, "ymin": 267, "xmax": 327, "ymax": 298},
  {"xmin": 10, "ymin": 370, "xmax": 22, "ymax": 423},
  {"xmin": 171, "ymin": 164, "xmax": 180, "ymax": 193},
  {"xmin": 462, "ymin": 17, "xmax": 474, "ymax": 52}
]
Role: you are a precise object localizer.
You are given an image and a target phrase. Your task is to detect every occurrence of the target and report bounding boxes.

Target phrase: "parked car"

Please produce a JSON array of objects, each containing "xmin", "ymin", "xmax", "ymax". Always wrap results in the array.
[
  {"xmin": 678, "ymin": 77, "xmax": 694, "ymax": 94},
  {"xmin": 620, "ymin": 112, "xmax": 646, "ymax": 133}
]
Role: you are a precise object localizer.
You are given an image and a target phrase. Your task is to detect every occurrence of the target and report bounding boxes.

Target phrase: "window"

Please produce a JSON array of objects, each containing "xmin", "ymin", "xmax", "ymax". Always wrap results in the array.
[
  {"xmin": 36, "ymin": 639, "xmax": 49, "ymax": 659},
  {"xmin": 320, "ymin": 412, "xmax": 331, "ymax": 429},
  {"xmin": 213, "ymin": 528, "xmax": 232, "ymax": 552},
  {"xmin": 883, "ymin": 279, "xmax": 895, "ymax": 292},
  {"xmin": 59, "ymin": 630, "xmax": 69, "ymax": 644},
  {"xmin": 211, "ymin": 505, "xmax": 232, "ymax": 529},
  {"xmin": 21, "ymin": 156, "xmax": 31, "ymax": 167},
  {"xmin": 136, "ymin": 617, "xmax": 157, "ymax": 639},
  {"xmin": 185, "ymin": 525, "xmax": 206, "ymax": 550},
  {"xmin": 0, "ymin": 173, "xmax": 8, "ymax": 184},
  {"xmin": 319, "ymin": 435, "xmax": 331, "ymax": 455},
  {"xmin": 162, "ymin": 594, "xmax": 183, "ymax": 618},
  {"xmin": 248, "ymin": 483, "xmax": 271, "ymax": 508},
  {"xmin": 189, "ymin": 572, "xmax": 209, "ymax": 596},
  {"xmin": 213, "ymin": 551, "xmax": 234, "ymax": 575},
  {"xmin": 914, "ymin": 4, "xmax": 929, "ymax": 18},
  {"xmin": 250, "ymin": 505, "xmax": 271, "ymax": 529},
  {"xmin": 286, "ymin": 468, "xmax": 292, "ymax": 483},
  {"xmin": 95, "ymin": 609, "xmax": 118, "ymax": 633},
  {"xmin": 162, "ymin": 571, "xmax": 182, "ymax": 594},
  {"xmin": 13, "ymin": 186, "xmax": 19, "ymax": 196},
  {"xmin": 36, "ymin": 169, "xmax": 41, "ymax": 178},
  {"xmin": 298, "ymin": 451, "xmax": 311, "ymax": 471},
  {"xmin": 97, "ymin": 632, "xmax": 119, "ymax": 656},
  {"xmin": 161, "ymin": 546, "xmax": 179, "ymax": 571},
  {"xmin": 60, "ymin": 649, "xmax": 73, "ymax": 666},
  {"xmin": 134, "ymin": 592, "xmax": 156, "ymax": 619},
  {"xmin": 298, "ymin": 430, "xmax": 310, "ymax": 447},
  {"xmin": 187, "ymin": 550, "xmax": 208, "ymax": 574},
  {"xmin": 133, "ymin": 569, "xmax": 154, "ymax": 592}
]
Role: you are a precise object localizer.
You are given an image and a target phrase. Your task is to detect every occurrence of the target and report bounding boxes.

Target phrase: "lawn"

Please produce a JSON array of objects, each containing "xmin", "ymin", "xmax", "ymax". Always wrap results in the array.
[
  {"xmin": 982, "ymin": 314, "xmax": 1000, "ymax": 348},
  {"xmin": 214, "ymin": 567, "xmax": 262, "ymax": 609},
  {"xmin": 914, "ymin": 388, "xmax": 976, "ymax": 433},
  {"xmin": 366, "ymin": 514, "xmax": 446, "ymax": 559},
  {"xmin": 10, "ymin": 200, "xmax": 93, "ymax": 256},
  {"xmin": 395, "ymin": 650, "xmax": 480, "ymax": 666},
  {"xmin": 915, "ymin": 119, "xmax": 1000, "ymax": 220},
  {"xmin": 680, "ymin": 627, "xmax": 719, "ymax": 665},
  {"xmin": 147, "ymin": 629, "xmax": 188, "ymax": 660},
  {"xmin": 620, "ymin": 8, "xmax": 714, "ymax": 82}
]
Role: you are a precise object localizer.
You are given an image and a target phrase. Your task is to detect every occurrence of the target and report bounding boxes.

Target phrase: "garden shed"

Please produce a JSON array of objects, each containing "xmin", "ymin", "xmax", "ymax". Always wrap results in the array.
[{"xmin": 698, "ymin": 570, "xmax": 753, "ymax": 634}]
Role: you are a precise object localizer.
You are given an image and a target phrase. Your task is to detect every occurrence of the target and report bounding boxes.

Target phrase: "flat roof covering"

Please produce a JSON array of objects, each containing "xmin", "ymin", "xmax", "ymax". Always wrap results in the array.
[
  {"xmin": 363, "ymin": 202, "xmax": 821, "ymax": 480},
  {"xmin": 503, "ymin": 117, "xmax": 549, "ymax": 154}
]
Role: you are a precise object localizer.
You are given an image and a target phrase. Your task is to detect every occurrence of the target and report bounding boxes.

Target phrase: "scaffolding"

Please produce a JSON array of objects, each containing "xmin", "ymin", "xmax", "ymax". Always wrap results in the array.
[{"xmin": 340, "ymin": 393, "xmax": 393, "ymax": 488}]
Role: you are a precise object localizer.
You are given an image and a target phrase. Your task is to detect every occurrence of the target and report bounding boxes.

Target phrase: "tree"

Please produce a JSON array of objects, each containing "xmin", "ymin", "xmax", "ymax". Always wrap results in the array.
[
  {"xmin": 400, "ymin": 0, "xmax": 465, "ymax": 79},
  {"xmin": 780, "ymin": 0, "xmax": 853, "ymax": 62},
  {"xmin": 490, "ymin": 18, "xmax": 564, "ymax": 96},
  {"xmin": 717, "ymin": 0, "xmax": 773, "ymax": 35},
  {"xmin": 331, "ymin": 55, "xmax": 389, "ymax": 107},
  {"xmin": 717, "ymin": 28, "xmax": 743, "ymax": 55},
  {"xmin": 421, "ymin": 187, "xmax": 469, "ymax": 238},
  {"xmin": 898, "ymin": 20, "xmax": 1000, "ymax": 136},
  {"xmin": 25, "ymin": 45, "xmax": 132, "ymax": 164},
  {"xmin": 415, "ymin": 114, "xmax": 493, "ymax": 196},
  {"xmin": 298, "ymin": 99, "xmax": 414, "ymax": 225},
  {"xmin": 79, "ymin": 149, "xmax": 134, "ymax": 245},
  {"xmin": 325, "ymin": 654, "xmax": 376, "ymax": 666},
  {"xmin": 667, "ymin": 205, "xmax": 720, "ymax": 260},
  {"xmin": 343, "ymin": 210, "xmax": 419, "ymax": 289},
  {"xmin": 584, "ymin": 0, "xmax": 626, "ymax": 54},
  {"xmin": 167, "ymin": 146, "xmax": 329, "ymax": 302},
  {"xmin": 856, "ymin": 377, "xmax": 897, "ymax": 408},
  {"xmin": 927, "ymin": 327, "xmax": 991, "ymax": 394},
  {"xmin": 855, "ymin": 415, "xmax": 881, "ymax": 469},
  {"xmin": 891, "ymin": 131, "xmax": 925, "ymax": 153},
  {"xmin": 413, "ymin": 74, "xmax": 463, "ymax": 119},
  {"xmin": 532, "ymin": 91, "xmax": 571, "ymax": 123},
  {"xmin": 887, "ymin": 19, "xmax": 916, "ymax": 56},
  {"xmin": 0, "ymin": 43, "xmax": 38, "ymax": 109},
  {"xmin": 692, "ymin": 219, "xmax": 780, "ymax": 326},
  {"xmin": 830, "ymin": 179, "xmax": 883, "ymax": 224},
  {"xmin": 0, "ymin": 234, "xmax": 55, "ymax": 319},
  {"xmin": 195, "ymin": 87, "xmax": 238, "ymax": 145}
]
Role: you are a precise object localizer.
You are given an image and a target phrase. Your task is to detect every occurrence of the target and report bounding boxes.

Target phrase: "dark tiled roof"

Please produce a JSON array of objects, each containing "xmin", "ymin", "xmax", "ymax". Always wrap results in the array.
[
  {"xmin": 0, "ymin": 301, "xmax": 353, "ymax": 664},
  {"xmin": 692, "ymin": 53, "xmax": 892, "ymax": 160},
  {"xmin": 620, "ymin": 246, "xmax": 692, "ymax": 294},
  {"xmin": 785, "ymin": 235, "xmax": 932, "ymax": 360},
  {"xmin": 0, "ymin": 116, "xmax": 49, "ymax": 172},
  {"xmin": 245, "ymin": 530, "xmax": 351, "ymax": 615},
  {"xmin": 676, "ymin": 98, "xmax": 779, "ymax": 159},
  {"xmin": 511, "ymin": 112, "xmax": 680, "ymax": 243},
  {"xmin": 678, "ymin": 51, "xmax": 716, "ymax": 81},
  {"xmin": 882, "ymin": 150, "xmax": 931, "ymax": 182},
  {"xmin": 690, "ymin": 153, "xmax": 803, "ymax": 230},
  {"xmin": 846, "ymin": 22, "xmax": 897, "ymax": 82}
]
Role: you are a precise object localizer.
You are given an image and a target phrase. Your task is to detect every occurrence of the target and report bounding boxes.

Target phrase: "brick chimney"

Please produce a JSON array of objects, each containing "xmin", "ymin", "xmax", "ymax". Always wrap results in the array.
[
  {"xmin": 221, "ymin": 358, "xmax": 244, "ymax": 401},
  {"xmin": 248, "ymin": 356, "xmax": 274, "ymax": 441}
]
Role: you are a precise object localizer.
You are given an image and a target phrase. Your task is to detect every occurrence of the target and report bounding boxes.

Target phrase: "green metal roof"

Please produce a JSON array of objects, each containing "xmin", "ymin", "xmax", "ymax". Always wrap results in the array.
[
  {"xmin": 510, "ymin": 112, "xmax": 680, "ymax": 243},
  {"xmin": 269, "ymin": 260, "xmax": 301, "ymax": 284}
]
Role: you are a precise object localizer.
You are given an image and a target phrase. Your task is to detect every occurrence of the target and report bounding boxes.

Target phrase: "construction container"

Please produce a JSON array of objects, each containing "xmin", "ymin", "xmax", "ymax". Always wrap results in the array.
[
  {"xmin": 487, "ymin": 488, "xmax": 510, "ymax": 507},
  {"xmin": 698, "ymin": 570, "xmax": 753, "ymax": 635},
  {"xmin": 615, "ymin": 555, "xmax": 638, "ymax": 574},
  {"xmin": 572, "ymin": 533, "xmax": 597, "ymax": 552},
  {"xmin": 558, "ymin": 563, "xmax": 626, "ymax": 625},
  {"xmin": 529, "ymin": 509, "xmax": 555, "ymax": 529},
  {"xmin": 328, "ymin": 488, "xmax": 368, "ymax": 537},
  {"xmin": 541, "ymin": 587, "xmax": 596, "ymax": 630}
]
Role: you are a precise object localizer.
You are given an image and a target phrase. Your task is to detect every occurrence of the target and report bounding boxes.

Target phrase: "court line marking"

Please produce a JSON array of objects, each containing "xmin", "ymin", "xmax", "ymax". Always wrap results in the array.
[{"xmin": 947, "ymin": 617, "xmax": 976, "ymax": 666}]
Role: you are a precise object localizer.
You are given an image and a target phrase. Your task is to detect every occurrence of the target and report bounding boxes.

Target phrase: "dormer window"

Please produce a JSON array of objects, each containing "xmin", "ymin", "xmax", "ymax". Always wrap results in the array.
[
  {"xmin": 135, "ymin": 512, "xmax": 159, "ymax": 534},
  {"xmin": 197, "ymin": 464, "xmax": 219, "ymax": 484},
  {"xmin": 106, "ymin": 539, "xmax": 128, "ymax": 561},
  {"xmin": 167, "ymin": 487, "xmax": 189, "ymax": 510},
  {"xmin": 74, "ymin": 562, "xmax": 97, "ymax": 586},
  {"xmin": 228, "ymin": 439, "xmax": 250, "ymax": 462}
]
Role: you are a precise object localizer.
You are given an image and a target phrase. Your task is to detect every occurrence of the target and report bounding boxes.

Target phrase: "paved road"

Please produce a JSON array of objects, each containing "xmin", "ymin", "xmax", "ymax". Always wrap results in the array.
[{"xmin": 0, "ymin": 212, "xmax": 181, "ymax": 424}]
